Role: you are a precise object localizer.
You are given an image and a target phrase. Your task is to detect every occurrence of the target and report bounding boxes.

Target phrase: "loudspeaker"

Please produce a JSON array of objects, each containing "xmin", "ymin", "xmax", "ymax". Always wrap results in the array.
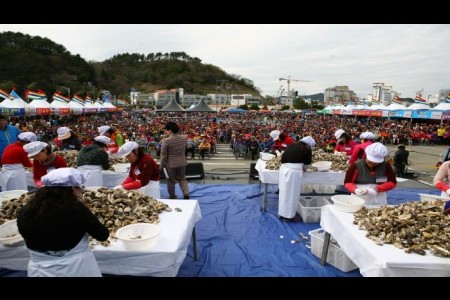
[
  {"xmin": 249, "ymin": 162, "xmax": 259, "ymax": 179},
  {"xmin": 185, "ymin": 162, "xmax": 205, "ymax": 180}
]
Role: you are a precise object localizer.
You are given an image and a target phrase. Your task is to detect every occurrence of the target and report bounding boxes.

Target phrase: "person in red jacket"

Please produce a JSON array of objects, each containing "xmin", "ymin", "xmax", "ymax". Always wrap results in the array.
[
  {"xmin": 0, "ymin": 132, "xmax": 36, "ymax": 191},
  {"xmin": 113, "ymin": 141, "xmax": 161, "ymax": 199},
  {"xmin": 23, "ymin": 141, "xmax": 68, "ymax": 187},
  {"xmin": 270, "ymin": 130, "xmax": 295, "ymax": 152},
  {"xmin": 348, "ymin": 131, "xmax": 375, "ymax": 164}
]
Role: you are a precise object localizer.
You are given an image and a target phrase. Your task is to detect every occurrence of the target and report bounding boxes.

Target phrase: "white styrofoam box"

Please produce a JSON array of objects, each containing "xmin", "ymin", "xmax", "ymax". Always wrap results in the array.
[
  {"xmin": 297, "ymin": 196, "xmax": 331, "ymax": 223},
  {"xmin": 301, "ymin": 184, "xmax": 314, "ymax": 194},
  {"xmin": 309, "ymin": 228, "xmax": 358, "ymax": 272},
  {"xmin": 312, "ymin": 184, "xmax": 337, "ymax": 194},
  {"xmin": 418, "ymin": 193, "xmax": 449, "ymax": 202}
]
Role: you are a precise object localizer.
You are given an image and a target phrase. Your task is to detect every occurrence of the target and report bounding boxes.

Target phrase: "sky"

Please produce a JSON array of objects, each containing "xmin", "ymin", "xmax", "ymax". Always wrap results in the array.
[{"xmin": 1, "ymin": 24, "xmax": 449, "ymax": 99}]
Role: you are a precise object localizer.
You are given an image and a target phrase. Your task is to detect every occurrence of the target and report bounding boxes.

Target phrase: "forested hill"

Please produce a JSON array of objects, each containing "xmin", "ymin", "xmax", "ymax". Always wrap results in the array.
[{"xmin": 0, "ymin": 31, "xmax": 261, "ymax": 99}]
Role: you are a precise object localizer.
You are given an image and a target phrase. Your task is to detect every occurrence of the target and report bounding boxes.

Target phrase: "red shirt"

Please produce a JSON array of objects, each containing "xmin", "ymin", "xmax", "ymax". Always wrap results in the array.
[
  {"xmin": 273, "ymin": 136, "xmax": 295, "ymax": 151},
  {"xmin": 1, "ymin": 142, "xmax": 32, "ymax": 167},
  {"xmin": 32, "ymin": 155, "xmax": 68, "ymax": 186},
  {"xmin": 122, "ymin": 154, "xmax": 160, "ymax": 190}
]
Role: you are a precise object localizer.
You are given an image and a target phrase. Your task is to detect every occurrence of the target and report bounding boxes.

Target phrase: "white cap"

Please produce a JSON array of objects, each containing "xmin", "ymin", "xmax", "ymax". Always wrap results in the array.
[
  {"xmin": 57, "ymin": 127, "xmax": 71, "ymax": 140},
  {"xmin": 335, "ymin": 129, "xmax": 345, "ymax": 139},
  {"xmin": 360, "ymin": 131, "xmax": 375, "ymax": 140},
  {"xmin": 270, "ymin": 130, "xmax": 281, "ymax": 140},
  {"xmin": 365, "ymin": 142, "xmax": 388, "ymax": 163},
  {"xmin": 116, "ymin": 141, "xmax": 139, "ymax": 157},
  {"xmin": 41, "ymin": 168, "xmax": 86, "ymax": 187},
  {"xmin": 300, "ymin": 136, "xmax": 316, "ymax": 148},
  {"xmin": 23, "ymin": 141, "xmax": 48, "ymax": 157},
  {"xmin": 18, "ymin": 132, "xmax": 37, "ymax": 143},
  {"xmin": 98, "ymin": 125, "xmax": 111, "ymax": 135},
  {"xmin": 94, "ymin": 135, "xmax": 110, "ymax": 145}
]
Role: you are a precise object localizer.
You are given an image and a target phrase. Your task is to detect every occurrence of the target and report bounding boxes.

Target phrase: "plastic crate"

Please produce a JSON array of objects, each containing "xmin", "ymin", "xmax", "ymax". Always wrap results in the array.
[
  {"xmin": 309, "ymin": 228, "xmax": 358, "ymax": 272},
  {"xmin": 312, "ymin": 184, "xmax": 337, "ymax": 194},
  {"xmin": 297, "ymin": 196, "xmax": 331, "ymax": 223},
  {"xmin": 301, "ymin": 184, "xmax": 314, "ymax": 193},
  {"xmin": 418, "ymin": 193, "xmax": 449, "ymax": 202}
]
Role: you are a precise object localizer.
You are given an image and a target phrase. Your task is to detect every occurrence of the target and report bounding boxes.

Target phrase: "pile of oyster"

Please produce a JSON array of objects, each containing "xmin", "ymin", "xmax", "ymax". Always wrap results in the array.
[
  {"xmin": 353, "ymin": 200, "xmax": 450, "ymax": 257},
  {"xmin": 0, "ymin": 188, "xmax": 172, "ymax": 248},
  {"xmin": 79, "ymin": 188, "xmax": 171, "ymax": 247},
  {"xmin": 55, "ymin": 150, "xmax": 128, "ymax": 171},
  {"xmin": 264, "ymin": 149, "xmax": 348, "ymax": 171}
]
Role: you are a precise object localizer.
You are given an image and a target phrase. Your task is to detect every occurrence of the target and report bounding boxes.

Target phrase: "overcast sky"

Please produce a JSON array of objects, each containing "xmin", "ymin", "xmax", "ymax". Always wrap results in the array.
[{"xmin": 1, "ymin": 24, "xmax": 449, "ymax": 99}]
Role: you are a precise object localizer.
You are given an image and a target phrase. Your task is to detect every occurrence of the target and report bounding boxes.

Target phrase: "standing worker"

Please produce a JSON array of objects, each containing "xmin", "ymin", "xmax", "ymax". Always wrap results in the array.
[
  {"xmin": 57, "ymin": 127, "xmax": 82, "ymax": 151},
  {"xmin": 23, "ymin": 141, "xmax": 68, "ymax": 187},
  {"xmin": 0, "ymin": 132, "xmax": 36, "ymax": 191},
  {"xmin": 0, "ymin": 114, "xmax": 21, "ymax": 167},
  {"xmin": 334, "ymin": 129, "xmax": 357, "ymax": 156},
  {"xmin": 348, "ymin": 131, "xmax": 375, "ymax": 164},
  {"xmin": 278, "ymin": 137, "xmax": 313, "ymax": 221},
  {"xmin": 270, "ymin": 130, "xmax": 295, "ymax": 152},
  {"xmin": 344, "ymin": 142, "xmax": 397, "ymax": 205},
  {"xmin": 433, "ymin": 161, "xmax": 450, "ymax": 213},
  {"xmin": 114, "ymin": 141, "xmax": 161, "ymax": 199},
  {"xmin": 76, "ymin": 136, "xmax": 111, "ymax": 187},
  {"xmin": 393, "ymin": 144, "xmax": 409, "ymax": 178},
  {"xmin": 98, "ymin": 125, "xmax": 124, "ymax": 154},
  {"xmin": 160, "ymin": 121, "xmax": 190, "ymax": 199},
  {"xmin": 17, "ymin": 168, "xmax": 109, "ymax": 277}
]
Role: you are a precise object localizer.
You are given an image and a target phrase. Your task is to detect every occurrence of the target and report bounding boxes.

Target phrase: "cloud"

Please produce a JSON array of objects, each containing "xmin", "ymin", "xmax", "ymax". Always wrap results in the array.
[{"xmin": 1, "ymin": 24, "xmax": 449, "ymax": 98}]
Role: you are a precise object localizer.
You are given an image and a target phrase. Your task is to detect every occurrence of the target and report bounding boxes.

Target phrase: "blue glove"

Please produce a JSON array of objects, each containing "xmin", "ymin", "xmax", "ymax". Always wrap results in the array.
[{"xmin": 444, "ymin": 201, "xmax": 450, "ymax": 215}]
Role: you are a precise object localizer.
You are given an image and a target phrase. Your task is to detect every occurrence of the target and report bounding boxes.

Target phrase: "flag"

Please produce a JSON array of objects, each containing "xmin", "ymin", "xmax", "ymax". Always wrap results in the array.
[
  {"xmin": 26, "ymin": 89, "xmax": 47, "ymax": 101},
  {"xmin": 53, "ymin": 92, "xmax": 70, "ymax": 103},
  {"xmin": 85, "ymin": 96, "xmax": 93, "ymax": 104},
  {"xmin": 71, "ymin": 94, "xmax": 85, "ymax": 106},
  {"xmin": 414, "ymin": 94, "xmax": 427, "ymax": 103},
  {"xmin": 392, "ymin": 95, "xmax": 403, "ymax": 104},
  {"xmin": 0, "ymin": 88, "xmax": 11, "ymax": 100}
]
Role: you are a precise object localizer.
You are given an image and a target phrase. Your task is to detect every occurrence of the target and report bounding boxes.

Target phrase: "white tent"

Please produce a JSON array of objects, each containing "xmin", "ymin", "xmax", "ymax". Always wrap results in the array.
[
  {"xmin": 69, "ymin": 96, "xmax": 85, "ymax": 115},
  {"xmin": 404, "ymin": 103, "xmax": 430, "ymax": 111},
  {"xmin": 367, "ymin": 104, "xmax": 386, "ymax": 110},
  {"xmin": 83, "ymin": 97, "xmax": 98, "ymax": 114},
  {"xmin": 431, "ymin": 102, "xmax": 450, "ymax": 111},
  {"xmin": 354, "ymin": 104, "xmax": 368, "ymax": 110},
  {"xmin": 385, "ymin": 103, "xmax": 406, "ymax": 111},
  {"xmin": 51, "ymin": 94, "xmax": 71, "ymax": 115}
]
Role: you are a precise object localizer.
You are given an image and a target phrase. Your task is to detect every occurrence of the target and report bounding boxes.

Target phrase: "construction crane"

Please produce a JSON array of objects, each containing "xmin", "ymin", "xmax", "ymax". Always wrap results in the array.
[{"xmin": 279, "ymin": 76, "xmax": 312, "ymax": 97}]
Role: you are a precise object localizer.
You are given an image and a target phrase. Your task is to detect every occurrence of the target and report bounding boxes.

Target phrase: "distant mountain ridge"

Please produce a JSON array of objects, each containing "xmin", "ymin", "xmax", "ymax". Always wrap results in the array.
[{"xmin": 0, "ymin": 31, "xmax": 261, "ymax": 100}]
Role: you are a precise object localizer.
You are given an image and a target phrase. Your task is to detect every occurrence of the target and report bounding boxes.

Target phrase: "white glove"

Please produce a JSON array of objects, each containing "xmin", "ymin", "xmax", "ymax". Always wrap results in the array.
[
  {"xmin": 113, "ymin": 185, "xmax": 123, "ymax": 190},
  {"xmin": 446, "ymin": 189, "xmax": 450, "ymax": 196},
  {"xmin": 354, "ymin": 188, "xmax": 367, "ymax": 195},
  {"xmin": 367, "ymin": 188, "xmax": 378, "ymax": 196}
]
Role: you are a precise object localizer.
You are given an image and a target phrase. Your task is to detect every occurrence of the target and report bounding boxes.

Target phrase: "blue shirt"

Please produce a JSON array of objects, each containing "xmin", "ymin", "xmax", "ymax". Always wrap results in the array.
[{"xmin": 0, "ymin": 124, "xmax": 21, "ymax": 160}]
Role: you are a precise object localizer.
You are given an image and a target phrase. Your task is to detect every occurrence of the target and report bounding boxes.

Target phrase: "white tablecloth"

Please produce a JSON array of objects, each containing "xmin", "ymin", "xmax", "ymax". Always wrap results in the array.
[
  {"xmin": 320, "ymin": 205, "xmax": 450, "ymax": 277},
  {"xmin": 0, "ymin": 199, "xmax": 202, "ymax": 277},
  {"xmin": 255, "ymin": 159, "xmax": 345, "ymax": 185},
  {"xmin": 26, "ymin": 171, "xmax": 129, "ymax": 189}
]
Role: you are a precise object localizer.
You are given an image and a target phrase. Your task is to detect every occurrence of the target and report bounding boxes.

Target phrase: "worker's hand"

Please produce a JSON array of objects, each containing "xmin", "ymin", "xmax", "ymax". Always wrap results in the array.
[
  {"xmin": 367, "ymin": 188, "xmax": 378, "ymax": 196},
  {"xmin": 354, "ymin": 188, "xmax": 367, "ymax": 196},
  {"xmin": 444, "ymin": 201, "xmax": 450, "ymax": 214},
  {"xmin": 113, "ymin": 185, "xmax": 123, "ymax": 190},
  {"xmin": 346, "ymin": 160, "xmax": 350, "ymax": 164}
]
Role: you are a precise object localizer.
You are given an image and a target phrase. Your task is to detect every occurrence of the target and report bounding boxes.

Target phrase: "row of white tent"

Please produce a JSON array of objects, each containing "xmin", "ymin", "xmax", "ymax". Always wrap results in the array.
[
  {"xmin": 0, "ymin": 91, "xmax": 119, "ymax": 115},
  {"xmin": 323, "ymin": 102, "xmax": 450, "ymax": 112}
]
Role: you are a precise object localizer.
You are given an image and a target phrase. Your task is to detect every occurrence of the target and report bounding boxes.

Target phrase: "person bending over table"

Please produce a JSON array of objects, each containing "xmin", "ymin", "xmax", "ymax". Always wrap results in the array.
[
  {"xmin": 344, "ymin": 142, "xmax": 397, "ymax": 205},
  {"xmin": 278, "ymin": 137, "xmax": 313, "ymax": 221}
]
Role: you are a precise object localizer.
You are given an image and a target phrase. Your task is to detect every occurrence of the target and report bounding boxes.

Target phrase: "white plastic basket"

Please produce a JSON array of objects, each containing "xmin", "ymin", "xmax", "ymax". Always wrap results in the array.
[
  {"xmin": 418, "ymin": 193, "xmax": 449, "ymax": 202},
  {"xmin": 312, "ymin": 184, "xmax": 337, "ymax": 194},
  {"xmin": 309, "ymin": 228, "xmax": 358, "ymax": 272},
  {"xmin": 301, "ymin": 185, "xmax": 314, "ymax": 194},
  {"xmin": 297, "ymin": 196, "xmax": 331, "ymax": 223}
]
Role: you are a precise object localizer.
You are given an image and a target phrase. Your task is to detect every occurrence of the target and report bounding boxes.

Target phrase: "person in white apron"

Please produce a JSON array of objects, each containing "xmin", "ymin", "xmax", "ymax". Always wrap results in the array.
[
  {"xmin": 278, "ymin": 139, "xmax": 313, "ymax": 221},
  {"xmin": 344, "ymin": 142, "xmax": 397, "ymax": 206},
  {"xmin": 57, "ymin": 127, "xmax": 82, "ymax": 151},
  {"xmin": 113, "ymin": 141, "xmax": 161, "ymax": 199},
  {"xmin": 0, "ymin": 132, "xmax": 36, "ymax": 191},
  {"xmin": 76, "ymin": 136, "xmax": 111, "ymax": 187},
  {"xmin": 23, "ymin": 141, "xmax": 68, "ymax": 187},
  {"xmin": 17, "ymin": 168, "xmax": 109, "ymax": 277}
]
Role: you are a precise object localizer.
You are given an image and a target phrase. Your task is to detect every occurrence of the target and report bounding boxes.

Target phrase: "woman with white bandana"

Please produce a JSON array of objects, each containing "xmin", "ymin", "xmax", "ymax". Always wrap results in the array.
[
  {"xmin": 0, "ymin": 132, "xmax": 36, "ymax": 191},
  {"xmin": 18, "ymin": 168, "xmax": 109, "ymax": 277}
]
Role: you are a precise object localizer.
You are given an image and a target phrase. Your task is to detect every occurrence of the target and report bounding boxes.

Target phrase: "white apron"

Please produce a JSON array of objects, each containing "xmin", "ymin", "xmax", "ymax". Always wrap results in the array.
[
  {"xmin": 278, "ymin": 163, "xmax": 303, "ymax": 218},
  {"xmin": 138, "ymin": 180, "xmax": 160, "ymax": 199},
  {"xmin": 27, "ymin": 234, "xmax": 101, "ymax": 277},
  {"xmin": 440, "ymin": 191, "xmax": 450, "ymax": 198},
  {"xmin": 351, "ymin": 183, "xmax": 387, "ymax": 206},
  {"xmin": 0, "ymin": 164, "xmax": 28, "ymax": 192},
  {"xmin": 77, "ymin": 165, "xmax": 103, "ymax": 187}
]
